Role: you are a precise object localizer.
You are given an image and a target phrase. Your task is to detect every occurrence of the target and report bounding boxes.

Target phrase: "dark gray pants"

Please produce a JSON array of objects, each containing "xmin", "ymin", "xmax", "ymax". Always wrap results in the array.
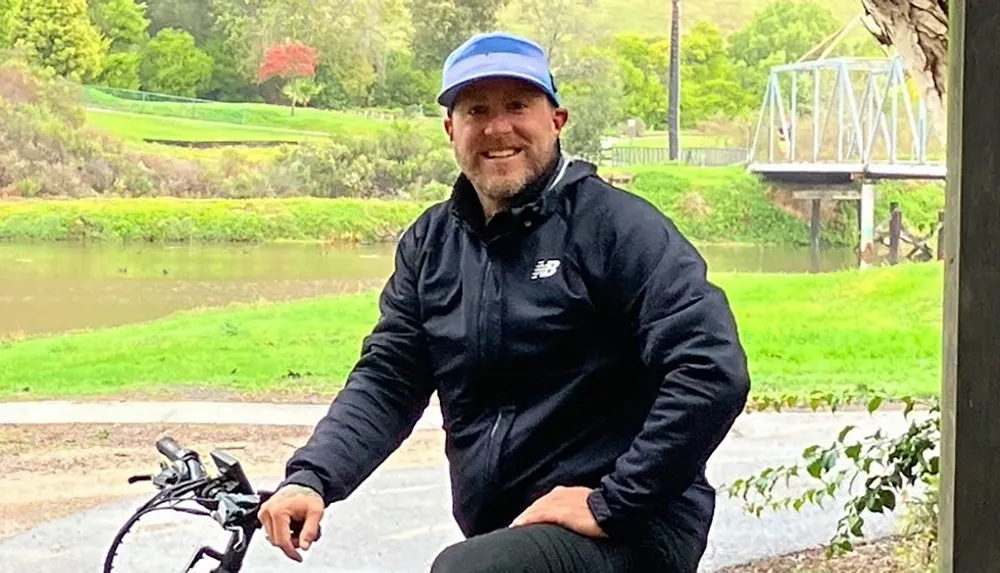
[{"xmin": 429, "ymin": 524, "xmax": 640, "ymax": 573}]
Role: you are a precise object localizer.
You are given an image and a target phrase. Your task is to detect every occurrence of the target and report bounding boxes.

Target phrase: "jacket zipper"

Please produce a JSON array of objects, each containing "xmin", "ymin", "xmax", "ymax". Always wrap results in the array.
[{"xmin": 490, "ymin": 411, "xmax": 502, "ymax": 439}]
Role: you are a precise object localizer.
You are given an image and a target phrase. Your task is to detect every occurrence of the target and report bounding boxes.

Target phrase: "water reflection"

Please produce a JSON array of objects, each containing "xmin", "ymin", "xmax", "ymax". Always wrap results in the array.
[{"xmin": 0, "ymin": 242, "xmax": 858, "ymax": 338}]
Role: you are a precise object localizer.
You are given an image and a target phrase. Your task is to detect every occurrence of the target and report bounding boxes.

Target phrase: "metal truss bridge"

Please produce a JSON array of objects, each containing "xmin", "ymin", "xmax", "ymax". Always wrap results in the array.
[{"xmin": 746, "ymin": 56, "xmax": 946, "ymax": 184}]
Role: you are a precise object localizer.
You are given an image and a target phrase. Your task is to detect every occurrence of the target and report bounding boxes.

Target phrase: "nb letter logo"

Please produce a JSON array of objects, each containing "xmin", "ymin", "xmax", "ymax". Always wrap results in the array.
[{"xmin": 531, "ymin": 259, "xmax": 561, "ymax": 280}]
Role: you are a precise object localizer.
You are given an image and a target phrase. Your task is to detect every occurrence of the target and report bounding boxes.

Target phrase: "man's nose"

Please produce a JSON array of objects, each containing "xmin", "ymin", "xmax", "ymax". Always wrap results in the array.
[{"xmin": 483, "ymin": 113, "xmax": 514, "ymax": 136}]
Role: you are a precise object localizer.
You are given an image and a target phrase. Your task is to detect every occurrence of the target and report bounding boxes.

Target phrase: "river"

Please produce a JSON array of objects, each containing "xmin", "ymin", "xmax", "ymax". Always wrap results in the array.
[{"xmin": 0, "ymin": 242, "xmax": 859, "ymax": 338}]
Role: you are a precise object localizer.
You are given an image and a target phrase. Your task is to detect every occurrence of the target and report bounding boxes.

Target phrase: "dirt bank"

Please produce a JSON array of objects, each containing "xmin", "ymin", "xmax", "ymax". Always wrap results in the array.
[{"xmin": 0, "ymin": 423, "xmax": 445, "ymax": 539}]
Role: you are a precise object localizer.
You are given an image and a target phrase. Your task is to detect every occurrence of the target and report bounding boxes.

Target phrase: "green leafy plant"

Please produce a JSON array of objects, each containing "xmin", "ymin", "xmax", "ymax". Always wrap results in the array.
[{"xmin": 727, "ymin": 389, "xmax": 940, "ymax": 560}]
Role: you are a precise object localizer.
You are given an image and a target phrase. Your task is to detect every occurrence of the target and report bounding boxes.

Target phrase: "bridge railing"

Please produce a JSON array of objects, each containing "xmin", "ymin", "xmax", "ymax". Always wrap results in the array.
[
  {"xmin": 609, "ymin": 146, "xmax": 748, "ymax": 167},
  {"xmin": 748, "ymin": 56, "xmax": 945, "ymax": 168}
]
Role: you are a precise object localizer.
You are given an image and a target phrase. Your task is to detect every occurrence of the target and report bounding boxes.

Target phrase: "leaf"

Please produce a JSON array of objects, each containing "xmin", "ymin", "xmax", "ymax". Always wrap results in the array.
[
  {"xmin": 845, "ymin": 444, "xmax": 862, "ymax": 461},
  {"xmin": 807, "ymin": 457, "xmax": 824, "ymax": 479},
  {"xmin": 879, "ymin": 489, "xmax": 896, "ymax": 511},
  {"xmin": 866, "ymin": 489, "xmax": 884, "ymax": 513},
  {"xmin": 849, "ymin": 514, "xmax": 865, "ymax": 537},
  {"xmin": 821, "ymin": 449, "xmax": 839, "ymax": 472},
  {"xmin": 838, "ymin": 425, "xmax": 856, "ymax": 443},
  {"xmin": 867, "ymin": 396, "xmax": 883, "ymax": 413}
]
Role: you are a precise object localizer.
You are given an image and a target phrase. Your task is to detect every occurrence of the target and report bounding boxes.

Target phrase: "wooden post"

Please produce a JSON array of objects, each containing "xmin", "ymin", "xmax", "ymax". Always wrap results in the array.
[
  {"xmin": 888, "ymin": 201, "xmax": 901, "ymax": 265},
  {"xmin": 810, "ymin": 198, "xmax": 821, "ymax": 273},
  {"xmin": 939, "ymin": 0, "xmax": 1000, "ymax": 570},
  {"xmin": 858, "ymin": 183, "xmax": 875, "ymax": 269}
]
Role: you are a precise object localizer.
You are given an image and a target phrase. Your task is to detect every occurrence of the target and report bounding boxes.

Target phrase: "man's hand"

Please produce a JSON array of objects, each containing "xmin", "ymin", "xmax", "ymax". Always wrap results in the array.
[
  {"xmin": 509, "ymin": 486, "xmax": 607, "ymax": 538},
  {"xmin": 258, "ymin": 484, "xmax": 325, "ymax": 562}
]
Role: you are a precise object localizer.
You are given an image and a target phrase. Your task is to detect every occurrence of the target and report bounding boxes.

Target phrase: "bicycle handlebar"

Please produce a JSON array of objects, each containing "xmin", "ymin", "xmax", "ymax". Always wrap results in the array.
[
  {"xmin": 106, "ymin": 435, "xmax": 271, "ymax": 573},
  {"xmin": 155, "ymin": 436, "xmax": 188, "ymax": 462},
  {"xmin": 154, "ymin": 435, "xmax": 208, "ymax": 482}
]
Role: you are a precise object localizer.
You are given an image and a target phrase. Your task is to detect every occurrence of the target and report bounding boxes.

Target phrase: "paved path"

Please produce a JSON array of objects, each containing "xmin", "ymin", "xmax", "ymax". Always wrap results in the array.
[{"xmin": 0, "ymin": 401, "xmax": 925, "ymax": 572}]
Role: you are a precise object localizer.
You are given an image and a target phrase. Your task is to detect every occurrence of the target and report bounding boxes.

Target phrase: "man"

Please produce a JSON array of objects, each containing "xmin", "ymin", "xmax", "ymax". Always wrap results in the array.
[{"xmin": 258, "ymin": 32, "xmax": 751, "ymax": 573}]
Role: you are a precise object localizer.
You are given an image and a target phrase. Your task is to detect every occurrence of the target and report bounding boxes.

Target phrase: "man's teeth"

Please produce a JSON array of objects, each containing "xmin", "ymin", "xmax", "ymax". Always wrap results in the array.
[{"xmin": 485, "ymin": 149, "xmax": 517, "ymax": 158}]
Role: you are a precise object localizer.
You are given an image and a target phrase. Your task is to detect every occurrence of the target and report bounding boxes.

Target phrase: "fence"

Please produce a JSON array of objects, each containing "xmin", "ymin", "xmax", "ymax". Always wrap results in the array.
[{"xmin": 609, "ymin": 146, "xmax": 748, "ymax": 167}]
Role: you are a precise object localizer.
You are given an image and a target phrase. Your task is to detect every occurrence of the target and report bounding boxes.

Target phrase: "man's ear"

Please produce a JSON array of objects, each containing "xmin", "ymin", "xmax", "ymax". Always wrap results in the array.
[
  {"xmin": 553, "ymin": 108, "xmax": 569, "ymax": 134},
  {"xmin": 444, "ymin": 116, "xmax": 454, "ymax": 142}
]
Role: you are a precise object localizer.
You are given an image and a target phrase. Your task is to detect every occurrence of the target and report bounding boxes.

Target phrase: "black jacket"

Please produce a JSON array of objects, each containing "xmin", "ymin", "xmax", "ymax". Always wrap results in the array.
[{"xmin": 283, "ymin": 155, "xmax": 751, "ymax": 571}]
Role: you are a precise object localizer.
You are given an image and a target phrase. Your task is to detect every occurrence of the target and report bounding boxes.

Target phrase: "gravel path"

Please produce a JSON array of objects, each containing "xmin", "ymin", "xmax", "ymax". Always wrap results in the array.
[{"xmin": 0, "ymin": 402, "xmax": 920, "ymax": 572}]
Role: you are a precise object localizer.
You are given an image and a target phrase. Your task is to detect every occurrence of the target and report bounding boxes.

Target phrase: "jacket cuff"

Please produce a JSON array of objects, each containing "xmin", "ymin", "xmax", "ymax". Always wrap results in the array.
[
  {"xmin": 586, "ymin": 488, "xmax": 631, "ymax": 539},
  {"xmin": 279, "ymin": 470, "xmax": 328, "ymax": 504}
]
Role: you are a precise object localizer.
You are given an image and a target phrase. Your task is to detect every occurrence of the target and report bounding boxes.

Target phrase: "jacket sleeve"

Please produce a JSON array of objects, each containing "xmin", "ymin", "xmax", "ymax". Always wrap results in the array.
[
  {"xmin": 280, "ymin": 223, "xmax": 435, "ymax": 505},
  {"xmin": 586, "ymin": 197, "xmax": 751, "ymax": 537}
]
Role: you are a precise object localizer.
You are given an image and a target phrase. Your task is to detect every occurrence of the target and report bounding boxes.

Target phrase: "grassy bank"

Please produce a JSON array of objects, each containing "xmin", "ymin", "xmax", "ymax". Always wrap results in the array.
[
  {"xmin": 84, "ymin": 88, "xmax": 442, "ymax": 141},
  {"xmin": 85, "ymin": 109, "xmax": 336, "ymax": 144},
  {"xmin": 0, "ymin": 164, "xmax": 945, "ymax": 246},
  {"xmin": 0, "ymin": 198, "xmax": 433, "ymax": 243},
  {"xmin": 0, "ymin": 262, "xmax": 944, "ymax": 401}
]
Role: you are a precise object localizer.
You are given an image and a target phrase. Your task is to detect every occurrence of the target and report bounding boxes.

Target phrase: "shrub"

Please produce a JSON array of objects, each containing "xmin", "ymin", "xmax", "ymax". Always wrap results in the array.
[{"xmin": 0, "ymin": 54, "xmax": 461, "ymax": 200}]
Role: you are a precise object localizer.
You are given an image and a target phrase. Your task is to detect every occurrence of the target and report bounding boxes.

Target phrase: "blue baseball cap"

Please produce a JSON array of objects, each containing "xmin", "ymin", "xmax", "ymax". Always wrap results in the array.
[{"xmin": 437, "ymin": 32, "xmax": 560, "ymax": 110}]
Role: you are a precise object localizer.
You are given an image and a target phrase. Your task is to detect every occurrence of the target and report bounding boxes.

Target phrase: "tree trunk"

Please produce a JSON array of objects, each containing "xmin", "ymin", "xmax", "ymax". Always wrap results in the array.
[
  {"xmin": 860, "ymin": 0, "xmax": 949, "ymax": 142},
  {"xmin": 667, "ymin": 0, "xmax": 680, "ymax": 161}
]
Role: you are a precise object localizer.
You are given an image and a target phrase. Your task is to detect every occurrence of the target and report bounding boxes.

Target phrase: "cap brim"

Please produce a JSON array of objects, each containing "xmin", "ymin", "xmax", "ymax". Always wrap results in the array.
[{"xmin": 437, "ymin": 71, "xmax": 559, "ymax": 108}]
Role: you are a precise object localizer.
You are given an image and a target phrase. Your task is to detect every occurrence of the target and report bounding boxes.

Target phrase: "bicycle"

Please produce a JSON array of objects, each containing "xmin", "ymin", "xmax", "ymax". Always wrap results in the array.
[{"xmin": 103, "ymin": 436, "xmax": 315, "ymax": 573}]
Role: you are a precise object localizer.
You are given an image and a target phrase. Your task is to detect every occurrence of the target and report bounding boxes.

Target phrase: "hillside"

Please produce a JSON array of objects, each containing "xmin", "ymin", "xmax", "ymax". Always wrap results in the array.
[{"xmin": 499, "ymin": 0, "xmax": 864, "ymax": 37}]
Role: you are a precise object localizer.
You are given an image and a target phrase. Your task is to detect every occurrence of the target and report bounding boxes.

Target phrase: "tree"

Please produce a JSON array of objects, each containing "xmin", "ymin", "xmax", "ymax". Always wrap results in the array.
[
  {"xmin": 680, "ymin": 21, "xmax": 746, "ymax": 125},
  {"xmin": 728, "ymin": 0, "xmax": 840, "ymax": 102},
  {"xmin": 860, "ymin": 0, "xmax": 948, "ymax": 143},
  {"xmin": 88, "ymin": 0, "xmax": 150, "ymax": 89},
  {"xmin": 370, "ymin": 50, "xmax": 437, "ymax": 110},
  {"xmin": 558, "ymin": 46, "xmax": 626, "ymax": 161},
  {"xmin": 608, "ymin": 34, "xmax": 670, "ymax": 129},
  {"xmin": 11, "ymin": 0, "xmax": 104, "ymax": 82},
  {"xmin": 145, "ymin": 0, "xmax": 214, "ymax": 44},
  {"xmin": 409, "ymin": 0, "xmax": 509, "ymax": 71},
  {"xmin": 210, "ymin": 0, "xmax": 391, "ymax": 106},
  {"xmin": 258, "ymin": 41, "xmax": 320, "ymax": 115},
  {"xmin": 499, "ymin": 0, "xmax": 598, "ymax": 70},
  {"xmin": 139, "ymin": 28, "xmax": 213, "ymax": 97},
  {"xmin": 0, "ymin": 0, "xmax": 22, "ymax": 49}
]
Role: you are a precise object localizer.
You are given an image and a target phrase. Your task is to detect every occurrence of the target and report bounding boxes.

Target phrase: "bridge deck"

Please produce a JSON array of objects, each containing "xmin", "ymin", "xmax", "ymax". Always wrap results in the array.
[{"xmin": 747, "ymin": 162, "xmax": 947, "ymax": 184}]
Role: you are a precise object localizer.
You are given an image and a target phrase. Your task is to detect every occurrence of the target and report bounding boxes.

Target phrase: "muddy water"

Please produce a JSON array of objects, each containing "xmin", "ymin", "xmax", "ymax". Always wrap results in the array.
[{"xmin": 0, "ymin": 242, "xmax": 857, "ymax": 338}]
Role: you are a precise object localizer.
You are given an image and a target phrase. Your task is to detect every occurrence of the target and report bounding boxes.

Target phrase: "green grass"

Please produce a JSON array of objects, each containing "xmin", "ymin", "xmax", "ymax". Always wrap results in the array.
[
  {"xmin": 85, "ymin": 109, "xmax": 335, "ymax": 143},
  {"xmin": 0, "ymin": 262, "xmax": 944, "ymax": 401},
  {"xmin": 0, "ymin": 197, "xmax": 433, "ymax": 243},
  {"xmin": 84, "ymin": 88, "xmax": 443, "ymax": 141}
]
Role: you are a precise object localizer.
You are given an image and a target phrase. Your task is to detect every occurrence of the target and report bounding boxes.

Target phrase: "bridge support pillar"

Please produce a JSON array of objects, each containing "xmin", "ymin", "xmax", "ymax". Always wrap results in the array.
[{"xmin": 858, "ymin": 182, "xmax": 875, "ymax": 269}]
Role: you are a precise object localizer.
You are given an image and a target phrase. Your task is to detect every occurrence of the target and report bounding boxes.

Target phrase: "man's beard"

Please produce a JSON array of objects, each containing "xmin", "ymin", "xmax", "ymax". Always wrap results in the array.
[{"xmin": 454, "ymin": 141, "xmax": 556, "ymax": 207}]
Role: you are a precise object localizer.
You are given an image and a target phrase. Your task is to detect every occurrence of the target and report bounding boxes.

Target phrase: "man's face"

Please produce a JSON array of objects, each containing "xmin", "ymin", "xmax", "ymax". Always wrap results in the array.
[{"xmin": 444, "ymin": 77, "xmax": 568, "ymax": 207}]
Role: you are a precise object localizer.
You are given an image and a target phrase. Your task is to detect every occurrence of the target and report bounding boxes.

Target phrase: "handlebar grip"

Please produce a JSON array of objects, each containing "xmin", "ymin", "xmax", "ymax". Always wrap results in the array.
[{"xmin": 156, "ymin": 436, "xmax": 188, "ymax": 462}]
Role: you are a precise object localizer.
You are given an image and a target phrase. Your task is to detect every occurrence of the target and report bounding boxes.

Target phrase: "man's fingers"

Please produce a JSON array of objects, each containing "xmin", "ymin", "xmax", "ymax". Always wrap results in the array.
[
  {"xmin": 511, "ymin": 505, "xmax": 548, "ymax": 528},
  {"xmin": 257, "ymin": 506, "xmax": 272, "ymax": 538},
  {"xmin": 298, "ymin": 506, "xmax": 324, "ymax": 550},
  {"xmin": 271, "ymin": 512, "xmax": 303, "ymax": 562}
]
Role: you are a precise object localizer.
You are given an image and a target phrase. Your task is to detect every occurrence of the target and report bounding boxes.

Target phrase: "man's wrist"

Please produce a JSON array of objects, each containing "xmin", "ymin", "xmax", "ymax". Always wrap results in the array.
[{"xmin": 280, "ymin": 470, "xmax": 327, "ymax": 503}]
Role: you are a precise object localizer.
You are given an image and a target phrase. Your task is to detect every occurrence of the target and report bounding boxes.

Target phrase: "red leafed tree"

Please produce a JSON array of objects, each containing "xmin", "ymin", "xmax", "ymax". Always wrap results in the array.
[
  {"xmin": 258, "ymin": 41, "xmax": 319, "ymax": 83},
  {"xmin": 258, "ymin": 41, "xmax": 322, "ymax": 115}
]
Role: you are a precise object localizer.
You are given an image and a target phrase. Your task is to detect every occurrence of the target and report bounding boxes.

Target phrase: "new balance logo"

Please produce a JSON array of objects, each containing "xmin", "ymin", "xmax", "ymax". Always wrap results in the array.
[{"xmin": 531, "ymin": 259, "xmax": 561, "ymax": 280}]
